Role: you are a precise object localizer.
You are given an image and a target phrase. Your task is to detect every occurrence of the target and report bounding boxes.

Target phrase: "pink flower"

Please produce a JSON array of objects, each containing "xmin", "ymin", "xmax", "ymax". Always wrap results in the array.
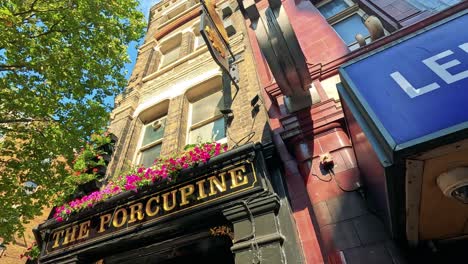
[
  {"xmin": 55, "ymin": 142, "xmax": 230, "ymax": 221},
  {"xmin": 124, "ymin": 183, "xmax": 137, "ymax": 192}
]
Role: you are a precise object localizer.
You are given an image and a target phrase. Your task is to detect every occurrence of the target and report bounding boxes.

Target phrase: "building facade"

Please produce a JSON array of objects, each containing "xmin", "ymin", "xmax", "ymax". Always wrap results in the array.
[
  {"xmin": 241, "ymin": 0, "xmax": 466, "ymax": 263},
  {"xmin": 30, "ymin": 0, "xmax": 468, "ymax": 264},
  {"xmin": 35, "ymin": 0, "xmax": 304, "ymax": 263}
]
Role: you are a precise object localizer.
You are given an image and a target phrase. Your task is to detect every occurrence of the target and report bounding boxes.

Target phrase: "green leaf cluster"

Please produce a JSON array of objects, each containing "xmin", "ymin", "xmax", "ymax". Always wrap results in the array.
[{"xmin": 0, "ymin": 0, "xmax": 145, "ymax": 242}]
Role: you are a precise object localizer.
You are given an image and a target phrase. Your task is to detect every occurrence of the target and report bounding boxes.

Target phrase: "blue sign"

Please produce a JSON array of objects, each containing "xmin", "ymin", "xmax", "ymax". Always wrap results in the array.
[{"xmin": 340, "ymin": 13, "xmax": 468, "ymax": 148}]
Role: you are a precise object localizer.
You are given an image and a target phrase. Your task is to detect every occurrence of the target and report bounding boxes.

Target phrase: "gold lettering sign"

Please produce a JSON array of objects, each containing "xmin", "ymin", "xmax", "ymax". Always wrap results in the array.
[
  {"xmin": 45, "ymin": 162, "xmax": 259, "ymax": 254},
  {"xmin": 205, "ymin": 26, "xmax": 226, "ymax": 58}
]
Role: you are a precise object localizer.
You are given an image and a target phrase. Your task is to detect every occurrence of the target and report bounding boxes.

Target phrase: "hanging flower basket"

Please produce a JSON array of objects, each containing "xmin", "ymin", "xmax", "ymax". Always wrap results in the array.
[
  {"xmin": 92, "ymin": 132, "xmax": 117, "ymax": 154},
  {"xmin": 85, "ymin": 165, "xmax": 107, "ymax": 177},
  {"xmin": 78, "ymin": 179, "xmax": 102, "ymax": 194}
]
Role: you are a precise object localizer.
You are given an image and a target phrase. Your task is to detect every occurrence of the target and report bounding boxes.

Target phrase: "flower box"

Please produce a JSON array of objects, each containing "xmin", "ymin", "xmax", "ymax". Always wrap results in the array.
[{"xmin": 53, "ymin": 142, "xmax": 228, "ymax": 222}]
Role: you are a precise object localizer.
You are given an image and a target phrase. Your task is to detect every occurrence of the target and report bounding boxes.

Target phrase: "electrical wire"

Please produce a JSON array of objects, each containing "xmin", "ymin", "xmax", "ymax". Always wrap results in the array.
[
  {"xmin": 311, "ymin": 171, "xmax": 332, "ymax": 182},
  {"xmin": 232, "ymin": 191, "xmax": 272, "ymax": 264},
  {"xmin": 328, "ymin": 169, "xmax": 361, "ymax": 192},
  {"xmin": 226, "ymin": 103, "xmax": 257, "ymax": 149}
]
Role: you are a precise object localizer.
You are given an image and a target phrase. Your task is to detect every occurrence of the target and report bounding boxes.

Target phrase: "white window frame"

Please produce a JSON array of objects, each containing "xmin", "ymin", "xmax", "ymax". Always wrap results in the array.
[
  {"xmin": 136, "ymin": 116, "xmax": 167, "ymax": 167},
  {"xmin": 193, "ymin": 30, "xmax": 206, "ymax": 50},
  {"xmin": 190, "ymin": 20, "xmax": 206, "ymax": 51},
  {"xmin": 317, "ymin": 0, "xmax": 372, "ymax": 51},
  {"xmin": 186, "ymin": 91, "xmax": 227, "ymax": 145}
]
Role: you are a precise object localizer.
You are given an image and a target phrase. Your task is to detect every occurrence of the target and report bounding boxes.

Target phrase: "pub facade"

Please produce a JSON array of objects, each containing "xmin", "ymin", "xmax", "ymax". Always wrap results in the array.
[
  {"xmin": 32, "ymin": 0, "xmax": 468, "ymax": 263},
  {"xmin": 35, "ymin": 0, "xmax": 304, "ymax": 263}
]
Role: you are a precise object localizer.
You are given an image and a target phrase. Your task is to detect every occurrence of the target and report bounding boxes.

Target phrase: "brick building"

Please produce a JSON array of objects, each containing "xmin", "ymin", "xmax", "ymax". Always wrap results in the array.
[
  {"xmin": 29, "ymin": 0, "xmax": 468, "ymax": 263},
  {"xmin": 241, "ymin": 0, "xmax": 466, "ymax": 263},
  {"xmin": 34, "ymin": 0, "xmax": 304, "ymax": 263}
]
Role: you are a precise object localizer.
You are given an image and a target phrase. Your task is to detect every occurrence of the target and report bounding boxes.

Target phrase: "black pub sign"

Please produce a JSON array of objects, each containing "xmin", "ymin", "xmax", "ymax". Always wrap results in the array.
[{"xmin": 45, "ymin": 161, "xmax": 259, "ymax": 254}]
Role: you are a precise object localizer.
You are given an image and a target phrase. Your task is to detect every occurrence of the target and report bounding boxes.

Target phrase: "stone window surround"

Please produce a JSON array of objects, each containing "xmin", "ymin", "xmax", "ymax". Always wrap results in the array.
[
  {"xmin": 158, "ymin": 32, "xmax": 183, "ymax": 69},
  {"xmin": 134, "ymin": 100, "xmax": 170, "ymax": 166},
  {"xmin": 190, "ymin": 20, "xmax": 206, "ymax": 50},
  {"xmin": 132, "ymin": 71, "xmax": 223, "ymax": 163},
  {"xmin": 143, "ymin": 32, "xmax": 209, "ymax": 83},
  {"xmin": 185, "ymin": 75, "xmax": 227, "ymax": 145},
  {"xmin": 316, "ymin": 0, "xmax": 371, "ymax": 51},
  {"xmin": 136, "ymin": 68, "xmax": 222, "ymax": 119},
  {"xmin": 157, "ymin": 0, "xmax": 200, "ymax": 29}
]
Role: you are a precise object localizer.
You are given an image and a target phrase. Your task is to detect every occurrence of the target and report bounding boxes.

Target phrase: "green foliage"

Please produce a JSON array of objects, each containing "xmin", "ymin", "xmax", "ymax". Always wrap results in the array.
[
  {"xmin": 21, "ymin": 242, "xmax": 40, "ymax": 260},
  {"xmin": 65, "ymin": 172, "xmax": 97, "ymax": 186},
  {"xmin": 90, "ymin": 131, "xmax": 114, "ymax": 147},
  {"xmin": 0, "ymin": 0, "xmax": 145, "ymax": 242},
  {"xmin": 72, "ymin": 145, "xmax": 106, "ymax": 172},
  {"xmin": 59, "ymin": 131, "xmax": 115, "ymax": 199}
]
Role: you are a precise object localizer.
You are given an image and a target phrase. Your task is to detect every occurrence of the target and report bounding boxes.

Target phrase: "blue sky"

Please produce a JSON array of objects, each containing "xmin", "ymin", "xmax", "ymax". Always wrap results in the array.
[{"xmin": 106, "ymin": 0, "xmax": 160, "ymax": 107}]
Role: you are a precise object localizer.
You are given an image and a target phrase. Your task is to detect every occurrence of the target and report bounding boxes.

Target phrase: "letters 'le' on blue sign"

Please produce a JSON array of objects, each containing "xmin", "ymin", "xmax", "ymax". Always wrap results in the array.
[{"xmin": 340, "ymin": 13, "xmax": 468, "ymax": 148}]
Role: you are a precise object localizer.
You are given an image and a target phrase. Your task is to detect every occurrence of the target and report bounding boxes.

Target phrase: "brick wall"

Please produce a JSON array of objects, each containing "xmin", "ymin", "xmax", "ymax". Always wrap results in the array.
[{"xmin": 108, "ymin": 0, "xmax": 271, "ymax": 176}]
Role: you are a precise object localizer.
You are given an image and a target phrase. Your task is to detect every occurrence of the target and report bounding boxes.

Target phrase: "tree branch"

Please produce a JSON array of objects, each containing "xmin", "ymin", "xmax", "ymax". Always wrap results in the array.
[
  {"xmin": 0, "ymin": 118, "xmax": 49, "ymax": 124},
  {"xmin": 0, "ymin": 64, "xmax": 28, "ymax": 72},
  {"xmin": 12, "ymin": 0, "xmax": 40, "ymax": 16},
  {"xmin": 29, "ymin": 16, "xmax": 67, "ymax": 38}
]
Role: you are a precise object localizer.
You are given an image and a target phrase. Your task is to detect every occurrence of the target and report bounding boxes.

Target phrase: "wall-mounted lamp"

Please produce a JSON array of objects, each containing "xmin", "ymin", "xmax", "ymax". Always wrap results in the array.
[
  {"xmin": 437, "ymin": 167, "xmax": 468, "ymax": 204},
  {"xmin": 320, "ymin": 152, "xmax": 335, "ymax": 172}
]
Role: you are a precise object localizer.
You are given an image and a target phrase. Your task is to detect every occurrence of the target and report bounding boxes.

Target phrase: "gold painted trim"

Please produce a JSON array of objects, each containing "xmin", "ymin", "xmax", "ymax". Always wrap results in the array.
[{"xmin": 44, "ymin": 161, "xmax": 259, "ymax": 256}]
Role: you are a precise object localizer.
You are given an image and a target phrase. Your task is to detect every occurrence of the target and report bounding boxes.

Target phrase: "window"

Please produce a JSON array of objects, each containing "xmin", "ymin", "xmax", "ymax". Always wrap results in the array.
[
  {"xmin": 158, "ymin": 34, "xmax": 183, "ymax": 69},
  {"xmin": 188, "ymin": 90, "xmax": 225, "ymax": 144},
  {"xmin": 318, "ymin": 0, "xmax": 370, "ymax": 50},
  {"xmin": 333, "ymin": 14, "xmax": 369, "ymax": 45},
  {"xmin": 192, "ymin": 23, "xmax": 206, "ymax": 50},
  {"xmin": 406, "ymin": 0, "xmax": 461, "ymax": 12},
  {"xmin": 166, "ymin": 4, "xmax": 187, "ymax": 21},
  {"xmin": 194, "ymin": 32, "xmax": 206, "ymax": 50},
  {"xmin": 161, "ymin": 45, "xmax": 181, "ymax": 67},
  {"xmin": 159, "ymin": 3, "xmax": 189, "ymax": 27},
  {"xmin": 319, "ymin": 0, "xmax": 349, "ymax": 19},
  {"xmin": 138, "ymin": 117, "xmax": 166, "ymax": 167}
]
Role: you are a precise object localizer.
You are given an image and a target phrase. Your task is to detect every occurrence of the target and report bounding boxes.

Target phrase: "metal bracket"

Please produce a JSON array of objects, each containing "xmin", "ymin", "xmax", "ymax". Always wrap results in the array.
[
  {"xmin": 229, "ymin": 55, "xmax": 241, "ymax": 99},
  {"xmin": 229, "ymin": 55, "xmax": 241, "ymax": 84}
]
